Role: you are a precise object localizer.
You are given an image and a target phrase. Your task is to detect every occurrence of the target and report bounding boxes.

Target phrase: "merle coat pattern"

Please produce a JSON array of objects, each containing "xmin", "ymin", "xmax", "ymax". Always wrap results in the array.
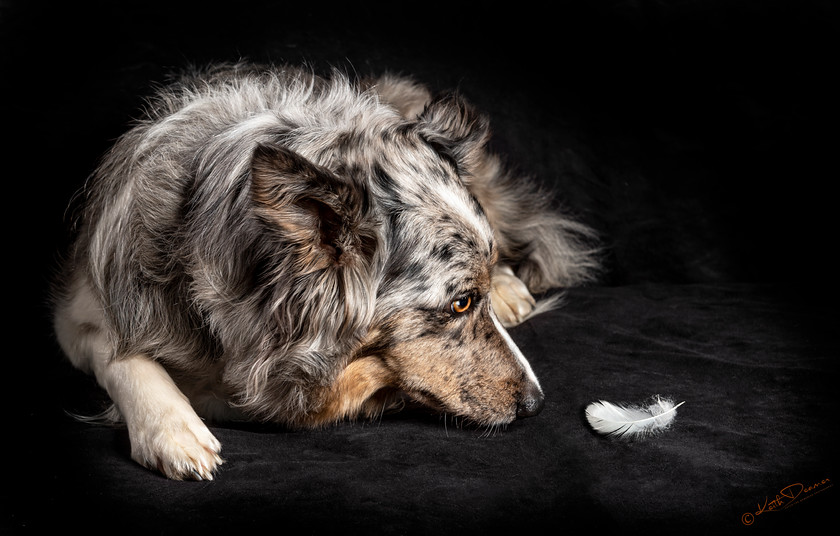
[{"xmin": 53, "ymin": 64, "xmax": 599, "ymax": 480}]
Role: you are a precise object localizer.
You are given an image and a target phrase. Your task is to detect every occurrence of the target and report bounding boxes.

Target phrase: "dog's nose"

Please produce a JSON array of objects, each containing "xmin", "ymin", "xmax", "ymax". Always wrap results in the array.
[{"xmin": 516, "ymin": 382, "xmax": 545, "ymax": 418}]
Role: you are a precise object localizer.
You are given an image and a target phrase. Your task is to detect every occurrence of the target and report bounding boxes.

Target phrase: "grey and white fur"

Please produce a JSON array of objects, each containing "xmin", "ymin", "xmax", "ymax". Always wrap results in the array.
[{"xmin": 53, "ymin": 63, "xmax": 599, "ymax": 480}]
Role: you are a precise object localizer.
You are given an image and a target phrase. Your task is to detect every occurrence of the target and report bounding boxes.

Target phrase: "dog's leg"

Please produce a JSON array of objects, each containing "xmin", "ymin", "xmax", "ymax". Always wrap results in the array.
[
  {"xmin": 55, "ymin": 277, "xmax": 222, "ymax": 480},
  {"xmin": 490, "ymin": 264, "xmax": 538, "ymax": 328},
  {"xmin": 100, "ymin": 355, "xmax": 223, "ymax": 480}
]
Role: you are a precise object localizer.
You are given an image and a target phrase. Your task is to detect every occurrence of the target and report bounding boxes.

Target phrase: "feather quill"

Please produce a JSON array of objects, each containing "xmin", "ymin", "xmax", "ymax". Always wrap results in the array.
[{"xmin": 585, "ymin": 396, "xmax": 684, "ymax": 438}]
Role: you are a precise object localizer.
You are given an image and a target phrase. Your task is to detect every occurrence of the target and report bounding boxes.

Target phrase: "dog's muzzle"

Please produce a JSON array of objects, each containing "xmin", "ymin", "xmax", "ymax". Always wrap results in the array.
[{"xmin": 488, "ymin": 309, "xmax": 546, "ymax": 419}]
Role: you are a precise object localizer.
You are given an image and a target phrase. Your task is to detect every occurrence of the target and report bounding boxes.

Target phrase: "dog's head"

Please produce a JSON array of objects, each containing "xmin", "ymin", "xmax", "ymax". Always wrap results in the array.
[{"xmin": 249, "ymin": 92, "xmax": 544, "ymax": 427}]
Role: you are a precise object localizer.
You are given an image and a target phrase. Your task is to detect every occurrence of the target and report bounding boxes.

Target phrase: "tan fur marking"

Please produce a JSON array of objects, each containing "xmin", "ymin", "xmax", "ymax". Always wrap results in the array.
[{"xmin": 304, "ymin": 357, "xmax": 395, "ymax": 427}]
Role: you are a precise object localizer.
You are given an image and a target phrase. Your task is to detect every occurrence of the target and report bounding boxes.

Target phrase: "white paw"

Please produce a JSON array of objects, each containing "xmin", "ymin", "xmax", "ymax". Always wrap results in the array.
[
  {"xmin": 490, "ymin": 265, "xmax": 537, "ymax": 328},
  {"xmin": 128, "ymin": 406, "xmax": 223, "ymax": 481}
]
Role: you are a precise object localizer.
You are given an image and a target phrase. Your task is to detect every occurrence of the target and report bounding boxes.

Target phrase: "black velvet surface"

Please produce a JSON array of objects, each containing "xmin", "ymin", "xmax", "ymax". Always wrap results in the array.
[{"xmin": 4, "ymin": 1, "xmax": 837, "ymax": 533}]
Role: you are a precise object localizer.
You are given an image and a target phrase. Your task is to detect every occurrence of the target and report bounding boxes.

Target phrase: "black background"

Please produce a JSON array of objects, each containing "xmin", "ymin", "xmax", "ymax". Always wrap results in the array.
[{"xmin": 3, "ymin": 1, "xmax": 837, "ymax": 533}]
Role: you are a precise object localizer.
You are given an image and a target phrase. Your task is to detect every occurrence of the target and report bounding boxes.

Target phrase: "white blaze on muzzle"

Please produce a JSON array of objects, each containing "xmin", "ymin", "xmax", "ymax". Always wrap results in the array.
[{"xmin": 489, "ymin": 308, "xmax": 543, "ymax": 394}]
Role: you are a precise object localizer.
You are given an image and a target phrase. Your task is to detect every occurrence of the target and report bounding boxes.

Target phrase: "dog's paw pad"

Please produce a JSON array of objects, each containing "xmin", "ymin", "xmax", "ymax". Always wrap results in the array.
[
  {"xmin": 131, "ymin": 413, "xmax": 223, "ymax": 481},
  {"xmin": 491, "ymin": 265, "xmax": 536, "ymax": 328}
]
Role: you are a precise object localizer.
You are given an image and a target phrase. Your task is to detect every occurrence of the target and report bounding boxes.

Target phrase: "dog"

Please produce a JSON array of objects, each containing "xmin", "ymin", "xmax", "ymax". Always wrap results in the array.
[{"xmin": 53, "ymin": 63, "xmax": 599, "ymax": 480}]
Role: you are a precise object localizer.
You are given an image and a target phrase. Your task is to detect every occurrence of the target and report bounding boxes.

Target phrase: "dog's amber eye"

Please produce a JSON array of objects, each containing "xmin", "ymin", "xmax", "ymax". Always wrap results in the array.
[{"xmin": 450, "ymin": 296, "xmax": 472, "ymax": 314}]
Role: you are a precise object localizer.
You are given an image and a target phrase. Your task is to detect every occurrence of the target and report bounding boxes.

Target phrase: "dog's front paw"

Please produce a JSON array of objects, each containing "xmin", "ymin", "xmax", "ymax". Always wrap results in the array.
[
  {"xmin": 129, "ymin": 408, "xmax": 223, "ymax": 481},
  {"xmin": 491, "ymin": 265, "xmax": 536, "ymax": 327}
]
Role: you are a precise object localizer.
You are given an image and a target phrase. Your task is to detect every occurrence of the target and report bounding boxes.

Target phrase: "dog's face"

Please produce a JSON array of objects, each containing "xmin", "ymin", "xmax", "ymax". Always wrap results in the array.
[
  {"xmin": 370, "ymin": 214, "xmax": 543, "ymax": 426},
  {"xmin": 250, "ymin": 93, "xmax": 544, "ymax": 427},
  {"xmin": 362, "ymin": 150, "xmax": 542, "ymax": 427}
]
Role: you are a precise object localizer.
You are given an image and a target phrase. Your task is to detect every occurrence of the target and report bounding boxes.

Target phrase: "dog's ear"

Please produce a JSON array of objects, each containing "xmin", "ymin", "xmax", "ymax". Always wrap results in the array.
[
  {"xmin": 250, "ymin": 144, "xmax": 376, "ymax": 272},
  {"xmin": 417, "ymin": 93, "xmax": 490, "ymax": 173}
]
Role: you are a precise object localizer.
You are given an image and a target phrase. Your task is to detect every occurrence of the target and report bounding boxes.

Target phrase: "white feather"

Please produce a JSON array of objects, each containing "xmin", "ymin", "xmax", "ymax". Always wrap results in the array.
[{"xmin": 585, "ymin": 396, "xmax": 684, "ymax": 438}]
